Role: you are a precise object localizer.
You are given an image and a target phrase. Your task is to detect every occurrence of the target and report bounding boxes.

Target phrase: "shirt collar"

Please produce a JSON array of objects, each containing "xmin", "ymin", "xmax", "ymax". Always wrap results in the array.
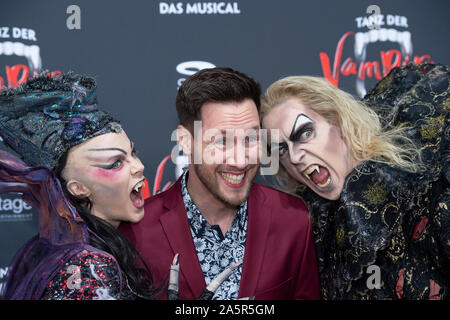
[{"xmin": 181, "ymin": 170, "xmax": 248, "ymax": 237}]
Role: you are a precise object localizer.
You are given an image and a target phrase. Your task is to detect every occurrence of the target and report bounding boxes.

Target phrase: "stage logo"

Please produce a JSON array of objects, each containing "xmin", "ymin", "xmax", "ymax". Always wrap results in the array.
[
  {"xmin": 0, "ymin": 26, "xmax": 41, "ymax": 90},
  {"xmin": 319, "ymin": 9, "xmax": 433, "ymax": 97},
  {"xmin": 0, "ymin": 26, "xmax": 58, "ymax": 223},
  {"xmin": 0, "ymin": 196, "xmax": 33, "ymax": 222},
  {"xmin": 159, "ymin": 2, "xmax": 241, "ymax": 15},
  {"xmin": 176, "ymin": 60, "xmax": 216, "ymax": 88},
  {"xmin": 174, "ymin": 60, "xmax": 216, "ymax": 179},
  {"xmin": 0, "ymin": 26, "xmax": 60, "ymax": 91}
]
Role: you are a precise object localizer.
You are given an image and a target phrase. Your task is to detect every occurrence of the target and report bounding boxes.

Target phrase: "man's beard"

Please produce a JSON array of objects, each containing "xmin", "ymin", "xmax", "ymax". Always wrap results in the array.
[{"xmin": 193, "ymin": 164, "xmax": 257, "ymax": 208}]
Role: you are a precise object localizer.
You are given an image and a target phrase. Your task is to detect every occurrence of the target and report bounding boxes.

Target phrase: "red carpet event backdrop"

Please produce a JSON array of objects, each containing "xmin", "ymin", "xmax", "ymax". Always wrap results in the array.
[{"xmin": 0, "ymin": 0, "xmax": 449, "ymax": 288}]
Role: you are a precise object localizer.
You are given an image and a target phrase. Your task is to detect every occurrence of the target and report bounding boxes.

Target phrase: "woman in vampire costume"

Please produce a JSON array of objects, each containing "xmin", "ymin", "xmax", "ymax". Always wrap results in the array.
[
  {"xmin": 261, "ymin": 63, "xmax": 449, "ymax": 299},
  {"xmin": 0, "ymin": 73, "xmax": 236, "ymax": 300}
]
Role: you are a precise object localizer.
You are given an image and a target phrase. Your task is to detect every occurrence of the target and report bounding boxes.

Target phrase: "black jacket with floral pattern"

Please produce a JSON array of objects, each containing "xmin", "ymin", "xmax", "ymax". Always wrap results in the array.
[{"xmin": 300, "ymin": 63, "xmax": 449, "ymax": 300}]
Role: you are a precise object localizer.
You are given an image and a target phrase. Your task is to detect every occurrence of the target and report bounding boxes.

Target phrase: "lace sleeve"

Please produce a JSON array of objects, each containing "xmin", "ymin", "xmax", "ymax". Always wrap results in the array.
[{"xmin": 41, "ymin": 249, "xmax": 128, "ymax": 300}]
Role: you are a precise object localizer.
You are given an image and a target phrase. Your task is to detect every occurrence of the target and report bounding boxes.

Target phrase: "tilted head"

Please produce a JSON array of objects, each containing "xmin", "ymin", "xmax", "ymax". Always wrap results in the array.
[
  {"xmin": 261, "ymin": 76, "xmax": 421, "ymax": 200},
  {"xmin": 175, "ymin": 67, "xmax": 262, "ymax": 207},
  {"xmin": 0, "ymin": 72, "xmax": 146, "ymax": 226}
]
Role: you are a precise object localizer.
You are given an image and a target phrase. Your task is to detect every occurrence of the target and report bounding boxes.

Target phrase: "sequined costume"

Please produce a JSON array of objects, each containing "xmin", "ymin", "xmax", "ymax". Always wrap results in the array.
[
  {"xmin": 0, "ymin": 73, "xmax": 134, "ymax": 300},
  {"xmin": 301, "ymin": 63, "xmax": 449, "ymax": 299},
  {"xmin": 0, "ymin": 150, "xmax": 134, "ymax": 299},
  {"xmin": 42, "ymin": 250, "xmax": 134, "ymax": 300},
  {"xmin": 0, "ymin": 73, "xmax": 236, "ymax": 300}
]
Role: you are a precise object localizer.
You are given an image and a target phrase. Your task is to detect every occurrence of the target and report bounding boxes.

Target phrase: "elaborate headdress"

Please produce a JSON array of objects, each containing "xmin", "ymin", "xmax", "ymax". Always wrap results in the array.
[
  {"xmin": 0, "ymin": 72, "xmax": 122, "ymax": 169},
  {"xmin": 0, "ymin": 73, "xmax": 123, "ymax": 299}
]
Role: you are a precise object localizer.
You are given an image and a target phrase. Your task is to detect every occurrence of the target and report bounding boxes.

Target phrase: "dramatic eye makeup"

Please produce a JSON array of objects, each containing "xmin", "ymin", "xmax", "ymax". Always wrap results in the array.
[
  {"xmin": 289, "ymin": 114, "xmax": 314, "ymax": 143},
  {"xmin": 276, "ymin": 114, "xmax": 314, "ymax": 158},
  {"xmin": 277, "ymin": 142, "xmax": 289, "ymax": 157},
  {"xmin": 99, "ymin": 159, "xmax": 123, "ymax": 170},
  {"xmin": 86, "ymin": 140, "xmax": 136, "ymax": 170},
  {"xmin": 87, "ymin": 147, "xmax": 127, "ymax": 170}
]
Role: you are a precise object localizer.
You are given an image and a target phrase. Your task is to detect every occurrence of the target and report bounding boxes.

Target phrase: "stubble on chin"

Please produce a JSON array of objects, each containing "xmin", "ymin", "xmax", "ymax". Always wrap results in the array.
[{"xmin": 193, "ymin": 164, "xmax": 257, "ymax": 208}]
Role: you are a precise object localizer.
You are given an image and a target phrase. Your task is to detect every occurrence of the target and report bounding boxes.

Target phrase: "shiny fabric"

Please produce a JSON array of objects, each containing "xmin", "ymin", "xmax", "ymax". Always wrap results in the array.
[
  {"xmin": 42, "ymin": 250, "xmax": 133, "ymax": 300},
  {"xmin": 0, "ymin": 73, "xmax": 132, "ymax": 300},
  {"xmin": 0, "ymin": 150, "xmax": 129, "ymax": 300},
  {"xmin": 181, "ymin": 171, "xmax": 247, "ymax": 300},
  {"xmin": 301, "ymin": 63, "xmax": 449, "ymax": 299},
  {"xmin": 0, "ymin": 73, "xmax": 121, "ymax": 170},
  {"xmin": 119, "ymin": 175, "xmax": 320, "ymax": 300}
]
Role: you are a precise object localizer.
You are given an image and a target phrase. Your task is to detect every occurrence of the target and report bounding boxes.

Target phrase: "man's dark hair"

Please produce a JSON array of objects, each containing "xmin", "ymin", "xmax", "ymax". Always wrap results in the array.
[{"xmin": 176, "ymin": 67, "xmax": 261, "ymax": 131}]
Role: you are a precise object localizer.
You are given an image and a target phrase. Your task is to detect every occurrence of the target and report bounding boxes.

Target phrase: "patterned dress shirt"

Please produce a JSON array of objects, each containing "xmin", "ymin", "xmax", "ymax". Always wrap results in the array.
[{"xmin": 181, "ymin": 171, "xmax": 247, "ymax": 300}]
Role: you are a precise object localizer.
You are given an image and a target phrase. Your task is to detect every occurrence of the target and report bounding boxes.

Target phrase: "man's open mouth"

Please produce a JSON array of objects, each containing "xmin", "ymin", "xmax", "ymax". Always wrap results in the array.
[
  {"xmin": 220, "ymin": 171, "xmax": 246, "ymax": 187},
  {"xmin": 303, "ymin": 164, "xmax": 331, "ymax": 188}
]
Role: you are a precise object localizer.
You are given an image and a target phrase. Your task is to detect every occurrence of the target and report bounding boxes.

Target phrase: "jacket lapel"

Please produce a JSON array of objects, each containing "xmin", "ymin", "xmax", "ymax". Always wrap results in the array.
[
  {"xmin": 238, "ymin": 184, "xmax": 271, "ymax": 298},
  {"xmin": 159, "ymin": 177, "xmax": 206, "ymax": 299}
]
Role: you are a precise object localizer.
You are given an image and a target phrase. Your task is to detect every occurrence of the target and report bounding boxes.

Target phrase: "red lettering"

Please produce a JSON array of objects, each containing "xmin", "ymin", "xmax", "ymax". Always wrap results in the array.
[
  {"xmin": 358, "ymin": 61, "xmax": 382, "ymax": 81},
  {"xmin": 146, "ymin": 155, "xmax": 173, "ymax": 198},
  {"xmin": 381, "ymin": 50, "xmax": 402, "ymax": 76},
  {"xmin": 320, "ymin": 32, "xmax": 434, "ymax": 88},
  {"xmin": 49, "ymin": 70, "xmax": 62, "ymax": 78},
  {"xmin": 340, "ymin": 57, "xmax": 357, "ymax": 76},
  {"xmin": 142, "ymin": 178, "xmax": 151, "ymax": 200},
  {"xmin": 0, "ymin": 66, "xmax": 62, "ymax": 91},
  {"xmin": 414, "ymin": 55, "xmax": 433, "ymax": 65},
  {"xmin": 5, "ymin": 64, "xmax": 29, "ymax": 89},
  {"xmin": 319, "ymin": 31, "xmax": 354, "ymax": 87}
]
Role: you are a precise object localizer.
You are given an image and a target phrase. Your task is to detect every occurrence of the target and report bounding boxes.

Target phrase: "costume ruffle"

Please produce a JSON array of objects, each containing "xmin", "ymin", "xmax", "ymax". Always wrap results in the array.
[
  {"xmin": 0, "ymin": 150, "xmax": 126, "ymax": 299},
  {"xmin": 302, "ymin": 63, "xmax": 449, "ymax": 299}
]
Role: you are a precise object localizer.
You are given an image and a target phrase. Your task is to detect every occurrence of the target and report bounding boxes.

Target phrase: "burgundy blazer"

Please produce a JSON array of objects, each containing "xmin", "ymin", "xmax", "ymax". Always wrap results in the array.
[{"xmin": 120, "ymin": 177, "xmax": 320, "ymax": 300}]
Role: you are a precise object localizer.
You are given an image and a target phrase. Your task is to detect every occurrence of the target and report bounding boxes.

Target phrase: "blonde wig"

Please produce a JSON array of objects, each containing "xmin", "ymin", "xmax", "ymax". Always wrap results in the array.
[{"xmin": 261, "ymin": 76, "xmax": 424, "ymax": 194}]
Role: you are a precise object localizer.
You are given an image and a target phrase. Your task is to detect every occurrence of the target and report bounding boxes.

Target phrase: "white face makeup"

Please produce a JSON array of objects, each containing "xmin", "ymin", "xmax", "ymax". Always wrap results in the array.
[
  {"xmin": 62, "ymin": 130, "xmax": 146, "ymax": 227},
  {"xmin": 263, "ymin": 98, "xmax": 358, "ymax": 200},
  {"xmin": 278, "ymin": 113, "xmax": 315, "ymax": 158}
]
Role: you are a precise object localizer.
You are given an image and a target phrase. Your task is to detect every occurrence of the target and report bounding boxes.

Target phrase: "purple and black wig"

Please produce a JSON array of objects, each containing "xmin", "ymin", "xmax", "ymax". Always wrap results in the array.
[
  {"xmin": 0, "ymin": 73, "xmax": 155, "ymax": 299},
  {"xmin": 0, "ymin": 72, "xmax": 121, "ymax": 169}
]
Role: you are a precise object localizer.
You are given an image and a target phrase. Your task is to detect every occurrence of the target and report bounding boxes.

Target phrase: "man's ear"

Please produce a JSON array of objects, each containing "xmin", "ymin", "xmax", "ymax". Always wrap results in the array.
[
  {"xmin": 66, "ymin": 180, "xmax": 92, "ymax": 199},
  {"xmin": 177, "ymin": 125, "xmax": 193, "ymax": 156}
]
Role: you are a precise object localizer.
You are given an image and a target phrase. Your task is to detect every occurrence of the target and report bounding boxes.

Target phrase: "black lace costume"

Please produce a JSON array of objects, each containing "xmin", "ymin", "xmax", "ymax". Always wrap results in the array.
[{"xmin": 301, "ymin": 63, "xmax": 449, "ymax": 299}]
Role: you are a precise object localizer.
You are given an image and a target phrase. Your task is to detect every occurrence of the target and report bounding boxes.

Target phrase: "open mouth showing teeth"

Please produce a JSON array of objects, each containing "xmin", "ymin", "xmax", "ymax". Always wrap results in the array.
[
  {"xmin": 303, "ymin": 164, "xmax": 331, "ymax": 188},
  {"xmin": 130, "ymin": 180, "xmax": 145, "ymax": 208},
  {"xmin": 133, "ymin": 180, "xmax": 145, "ymax": 193},
  {"xmin": 220, "ymin": 172, "xmax": 245, "ymax": 186}
]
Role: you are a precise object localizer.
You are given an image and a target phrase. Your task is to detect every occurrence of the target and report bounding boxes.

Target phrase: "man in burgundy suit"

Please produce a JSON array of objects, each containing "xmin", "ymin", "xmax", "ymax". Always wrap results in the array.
[{"xmin": 120, "ymin": 67, "xmax": 320, "ymax": 299}]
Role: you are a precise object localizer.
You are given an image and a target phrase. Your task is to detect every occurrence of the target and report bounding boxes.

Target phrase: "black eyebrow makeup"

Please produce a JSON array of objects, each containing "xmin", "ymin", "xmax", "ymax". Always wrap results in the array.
[
  {"xmin": 278, "ymin": 141, "xmax": 288, "ymax": 151},
  {"xmin": 86, "ymin": 148, "xmax": 127, "ymax": 169},
  {"xmin": 90, "ymin": 163, "xmax": 117, "ymax": 169},
  {"xmin": 87, "ymin": 147, "xmax": 127, "ymax": 155},
  {"xmin": 289, "ymin": 114, "xmax": 314, "ymax": 141}
]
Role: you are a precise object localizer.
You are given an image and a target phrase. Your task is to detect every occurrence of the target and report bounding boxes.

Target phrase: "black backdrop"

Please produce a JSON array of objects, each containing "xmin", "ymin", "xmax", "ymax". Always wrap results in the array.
[{"xmin": 0, "ymin": 0, "xmax": 449, "ymax": 287}]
